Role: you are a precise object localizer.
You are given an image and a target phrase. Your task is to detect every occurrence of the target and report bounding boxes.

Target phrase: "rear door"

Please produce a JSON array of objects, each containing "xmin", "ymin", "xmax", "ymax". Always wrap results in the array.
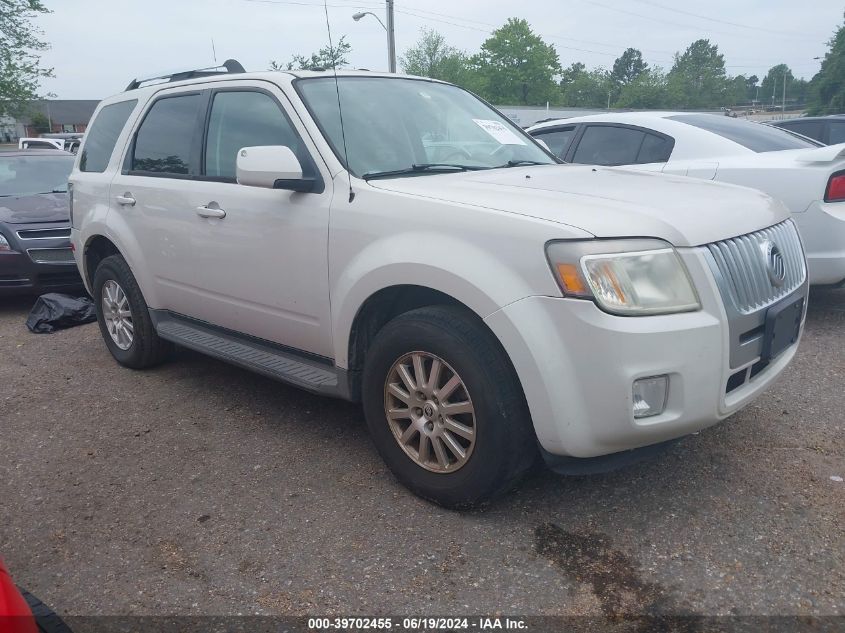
[{"xmin": 109, "ymin": 90, "xmax": 205, "ymax": 317}]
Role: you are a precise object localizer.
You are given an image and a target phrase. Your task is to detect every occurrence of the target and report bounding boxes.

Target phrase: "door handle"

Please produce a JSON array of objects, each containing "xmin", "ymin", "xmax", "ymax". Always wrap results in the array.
[
  {"xmin": 196, "ymin": 204, "xmax": 226, "ymax": 219},
  {"xmin": 115, "ymin": 193, "xmax": 136, "ymax": 207}
]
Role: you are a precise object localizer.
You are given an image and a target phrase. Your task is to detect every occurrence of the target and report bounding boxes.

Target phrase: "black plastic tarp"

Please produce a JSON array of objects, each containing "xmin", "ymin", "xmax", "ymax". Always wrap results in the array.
[{"xmin": 26, "ymin": 293, "xmax": 96, "ymax": 333}]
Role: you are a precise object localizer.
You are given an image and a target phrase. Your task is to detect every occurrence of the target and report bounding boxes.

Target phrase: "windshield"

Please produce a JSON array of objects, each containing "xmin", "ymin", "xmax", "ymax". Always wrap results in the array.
[
  {"xmin": 296, "ymin": 76, "xmax": 556, "ymax": 178},
  {"xmin": 0, "ymin": 155, "xmax": 74, "ymax": 197},
  {"xmin": 669, "ymin": 114, "xmax": 817, "ymax": 153}
]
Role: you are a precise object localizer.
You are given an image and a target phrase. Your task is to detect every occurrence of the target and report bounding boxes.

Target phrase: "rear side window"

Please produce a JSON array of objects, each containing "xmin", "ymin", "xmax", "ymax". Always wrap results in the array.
[
  {"xmin": 79, "ymin": 100, "xmax": 136, "ymax": 173},
  {"xmin": 669, "ymin": 114, "xmax": 816, "ymax": 152},
  {"xmin": 131, "ymin": 94, "xmax": 203, "ymax": 175},
  {"xmin": 532, "ymin": 127, "xmax": 576, "ymax": 159},
  {"xmin": 779, "ymin": 120, "xmax": 825, "ymax": 143},
  {"xmin": 205, "ymin": 91, "xmax": 302, "ymax": 180},
  {"xmin": 638, "ymin": 132, "xmax": 673, "ymax": 163},
  {"xmin": 572, "ymin": 126, "xmax": 645, "ymax": 165},
  {"xmin": 829, "ymin": 121, "xmax": 845, "ymax": 145}
]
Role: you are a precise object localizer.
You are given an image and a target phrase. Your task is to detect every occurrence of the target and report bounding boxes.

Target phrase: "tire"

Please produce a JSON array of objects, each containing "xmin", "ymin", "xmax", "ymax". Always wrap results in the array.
[
  {"xmin": 19, "ymin": 587, "xmax": 73, "ymax": 633},
  {"xmin": 362, "ymin": 305, "xmax": 537, "ymax": 508},
  {"xmin": 92, "ymin": 254, "xmax": 171, "ymax": 369}
]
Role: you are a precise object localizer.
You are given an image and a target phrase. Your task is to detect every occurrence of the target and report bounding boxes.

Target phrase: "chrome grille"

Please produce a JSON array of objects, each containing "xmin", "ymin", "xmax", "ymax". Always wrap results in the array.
[
  {"xmin": 706, "ymin": 220, "xmax": 805, "ymax": 314},
  {"xmin": 27, "ymin": 248, "xmax": 75, "ymax": 264},
  {"xmin": 17, "ymin": 227, "xmax": 71, "ymax": 240}
]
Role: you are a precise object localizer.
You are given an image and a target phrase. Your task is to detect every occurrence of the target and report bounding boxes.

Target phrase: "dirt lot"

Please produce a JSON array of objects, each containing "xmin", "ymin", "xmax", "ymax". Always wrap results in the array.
[{"xmin": 1, "ymin": 289, "xmax": 843, "ymax": 619}]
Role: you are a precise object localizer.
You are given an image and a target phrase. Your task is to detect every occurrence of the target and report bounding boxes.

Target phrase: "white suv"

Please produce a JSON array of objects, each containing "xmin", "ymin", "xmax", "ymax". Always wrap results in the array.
[{"xmin": 70, "ymin": 62, "xmax": 808, "ymax": 507}]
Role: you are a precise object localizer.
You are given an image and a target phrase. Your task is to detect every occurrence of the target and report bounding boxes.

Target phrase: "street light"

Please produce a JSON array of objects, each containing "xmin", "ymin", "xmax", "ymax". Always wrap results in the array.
[{"xmin": 352, "ymin": 1, "xmax": 396, "ymax": 73}]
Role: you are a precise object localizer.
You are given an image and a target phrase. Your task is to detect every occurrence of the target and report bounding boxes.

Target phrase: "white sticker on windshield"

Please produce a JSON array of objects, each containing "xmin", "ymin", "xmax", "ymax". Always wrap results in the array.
[{"xmin": 473, "ymin": 119, "xmax": 526, "ymax": 145}]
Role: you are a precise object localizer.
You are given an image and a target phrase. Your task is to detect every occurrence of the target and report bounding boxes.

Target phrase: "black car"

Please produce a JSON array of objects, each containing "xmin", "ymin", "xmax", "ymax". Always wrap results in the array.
[
  {"xmin": 0, "ymin": 149, "xmax": 83, "ymax": 296},
  {"xmin": 770, "ymin": 115, "xmax": 845, "ymax": 146}
]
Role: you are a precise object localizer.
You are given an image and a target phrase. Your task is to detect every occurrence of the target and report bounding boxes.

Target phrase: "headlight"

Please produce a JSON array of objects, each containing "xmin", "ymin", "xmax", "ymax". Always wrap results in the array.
[
  {"xmin": 0, "ymin": 233, "xmax": 11, "ymax": 251},
  {"xmin": 546, "ymin": 239, "xmax": 700, "ymax": 316}
]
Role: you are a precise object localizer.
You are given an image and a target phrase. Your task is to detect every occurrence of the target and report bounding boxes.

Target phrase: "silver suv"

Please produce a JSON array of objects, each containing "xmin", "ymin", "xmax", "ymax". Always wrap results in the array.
[{"xmin": 70, "ymin": 62, "xmax": 808, "ymax": 506}]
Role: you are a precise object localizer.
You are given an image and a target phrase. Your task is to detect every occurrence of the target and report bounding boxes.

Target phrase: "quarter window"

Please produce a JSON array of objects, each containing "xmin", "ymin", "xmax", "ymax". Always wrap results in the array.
[
  {"xmin": 131, "ymin": 94, "xmax": 203, "ymax": 175},
  {"xmin": 828, "ymin": 121, "xmax": 845, "ymax": 145},
  {"xmin": 79, "ymin": 100, "xmax": 137, "ymax": 173},
  {"xmin": 205, "ymin": 91, "xmax": 303, "ymax": 180},
  {"xmin": 533, "ymin": 127, "xmax": 576, "ymax": 159}
]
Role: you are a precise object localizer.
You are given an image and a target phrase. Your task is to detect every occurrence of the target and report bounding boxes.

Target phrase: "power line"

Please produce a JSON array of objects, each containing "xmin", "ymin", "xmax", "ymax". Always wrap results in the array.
[{"xmin": 629, "ymin": 0, "xmax": 814, "ymax": 38}]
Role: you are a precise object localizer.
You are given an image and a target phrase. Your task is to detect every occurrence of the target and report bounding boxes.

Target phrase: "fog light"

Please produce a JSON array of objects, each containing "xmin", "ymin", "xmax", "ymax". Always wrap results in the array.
[{"xmin": 633, "ymin": 375, "xmax": 668, "ymax": 419}]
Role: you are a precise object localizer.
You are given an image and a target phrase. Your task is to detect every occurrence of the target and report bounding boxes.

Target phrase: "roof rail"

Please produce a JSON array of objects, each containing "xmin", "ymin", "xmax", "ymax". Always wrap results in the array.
[{"xmin": 125, "ymin": 59, "xmax": 245, "ymax": 91}]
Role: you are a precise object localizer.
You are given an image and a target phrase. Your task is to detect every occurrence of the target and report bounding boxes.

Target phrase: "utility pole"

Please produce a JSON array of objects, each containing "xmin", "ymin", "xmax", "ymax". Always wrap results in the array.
[
  {"xmin": 386, "ymin": 0, "xmax": 396, "ymax": 73},
  {"xmin": 781, "ymin": 67, "xmax": 787, "ymax": 119}
]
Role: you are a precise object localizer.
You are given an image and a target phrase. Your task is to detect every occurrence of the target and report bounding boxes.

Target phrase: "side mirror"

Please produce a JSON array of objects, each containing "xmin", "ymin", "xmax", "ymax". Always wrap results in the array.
[{"xmin": 236, "ymin": 145, "xmax": 315, "ymax": 193}]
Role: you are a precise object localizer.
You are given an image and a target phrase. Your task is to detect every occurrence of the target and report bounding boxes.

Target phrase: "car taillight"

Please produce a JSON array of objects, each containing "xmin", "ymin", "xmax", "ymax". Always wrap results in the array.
[
  {"xmin": 68, "ymin": 181, "xmax": 74, "ymax": 226},
  {"xmin": 824, "ymin": 171, "xmax": 845, "ymax": 202}
]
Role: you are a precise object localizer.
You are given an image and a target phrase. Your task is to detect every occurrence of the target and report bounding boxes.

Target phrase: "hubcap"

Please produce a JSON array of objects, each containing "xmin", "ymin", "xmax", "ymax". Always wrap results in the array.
[
  {"xmin": 101, "ymin": 279, "xmax": 134, "ymax": 350},
  {"xmin": 384, "ymin": 351, "xmax": 476, "ymax": 473}
]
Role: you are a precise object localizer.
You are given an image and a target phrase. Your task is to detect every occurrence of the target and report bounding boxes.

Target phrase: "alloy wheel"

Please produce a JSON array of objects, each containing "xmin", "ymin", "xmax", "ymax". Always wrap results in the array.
[{"xmin": 101, "ymin": 279, "xmax": 134, "ymax": 350}]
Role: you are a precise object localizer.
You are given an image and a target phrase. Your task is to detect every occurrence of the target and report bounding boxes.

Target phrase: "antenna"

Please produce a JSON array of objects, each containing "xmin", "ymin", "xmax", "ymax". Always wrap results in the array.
[
  {"xmin": 211, "ymin": 38, "xmax": 217, "ymax": 64},
  {"xmin": 323, "ymin": 0, "xmax": 354, "ymax": 203}
]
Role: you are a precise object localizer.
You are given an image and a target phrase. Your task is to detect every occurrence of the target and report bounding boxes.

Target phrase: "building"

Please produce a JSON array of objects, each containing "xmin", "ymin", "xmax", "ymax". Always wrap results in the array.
[{"xmin": 12, "ymin": 100, "xmax": 100, "ymax": 139}]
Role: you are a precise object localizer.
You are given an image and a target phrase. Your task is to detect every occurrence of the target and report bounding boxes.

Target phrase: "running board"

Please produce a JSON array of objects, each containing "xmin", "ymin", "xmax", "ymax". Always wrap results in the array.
[{"xmin": 150, "ymin": 311, "xmax": 351, "ymax": 399}]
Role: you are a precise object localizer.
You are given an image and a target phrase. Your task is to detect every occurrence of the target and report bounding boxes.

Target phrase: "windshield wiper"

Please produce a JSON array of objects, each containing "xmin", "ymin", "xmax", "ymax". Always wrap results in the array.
[
  {"xmin": 500, "ymin": 159, "xmax": 552, "ymax": 168},
  {"xmin": 362, "ymin": 163, "xmax": 488, "ymax": 180}
]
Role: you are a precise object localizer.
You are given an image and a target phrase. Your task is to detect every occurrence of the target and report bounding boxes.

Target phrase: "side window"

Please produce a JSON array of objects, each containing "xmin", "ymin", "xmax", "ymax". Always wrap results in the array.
[
  {"xmin": 533, "ymin": 127, "xmax": 576, "ymax": 159},
  {"xmin": 782, "ymin": 120, "xmax": 825, "ymax": 143},
  {"xmin": 205, "ymin": 91, "xmax": 304, "ymax": 180},
  {"xmin": 572, "ymin": 126, "xmax": 645, "ymax": 166},
  {"xmin": 828, "ymin": 121, "xmax": 845, "ymax": 145},
  {"xmin": 131, "ymin": 94, "xmax": 203, "ymax": 175},
  {"xmin": 80, "ymin": 100, "xmax": 137, "ymax": 173},
  {"xmin": 637, "ymin": 133, "xmax": 673, "ymax": 163}
]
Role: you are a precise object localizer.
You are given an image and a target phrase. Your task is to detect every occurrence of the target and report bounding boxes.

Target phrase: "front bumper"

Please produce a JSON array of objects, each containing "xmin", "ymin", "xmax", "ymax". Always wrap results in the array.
[
  {"xmin": 0, "ymin": 222, "xmax": 83, "ymax": 296},
  {"xmin": 484, "ymin": 248, "xmax": 807, "ymax": 459}
]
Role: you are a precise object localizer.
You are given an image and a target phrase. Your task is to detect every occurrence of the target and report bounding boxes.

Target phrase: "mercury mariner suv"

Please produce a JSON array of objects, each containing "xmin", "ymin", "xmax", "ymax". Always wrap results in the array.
[{"xmin": 70, "ymin": 61, "xmax": 808, "ymax": 507}]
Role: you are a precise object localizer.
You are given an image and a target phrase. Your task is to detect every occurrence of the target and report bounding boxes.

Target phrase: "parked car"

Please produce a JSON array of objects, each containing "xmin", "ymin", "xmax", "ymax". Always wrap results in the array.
[
  {"xmin": 17, "ymin": 138, "xmax": 64, "ymax": 151},
  {"xmin": 770, "ymin": 115, "xmax": 845, "ymax": 146},
  {"xmin": 0, "ymin": 150, "xmax": 82, "ymax": 296},
  {"xmin": 528, "ymin": 112, "xmax": 845, "ymax": 286},
  {"xmin": 71, "ymin": 63, "xmax": 808, "ymax": 507}
]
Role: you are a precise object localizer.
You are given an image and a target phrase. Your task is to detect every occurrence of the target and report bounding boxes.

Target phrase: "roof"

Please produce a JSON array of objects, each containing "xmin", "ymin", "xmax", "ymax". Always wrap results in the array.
[
  {"xmin": 0, "ymin": 149, "xmax": 75, "ymax": 157},
  {"xmin": 20, "ymin": 100, "xmax": 100, "ymax": 125}
]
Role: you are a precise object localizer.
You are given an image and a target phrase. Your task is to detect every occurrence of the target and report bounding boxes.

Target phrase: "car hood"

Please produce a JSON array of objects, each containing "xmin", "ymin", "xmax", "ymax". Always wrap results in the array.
[
  {"xmin": 0, "ymin": 193, "xmax": 69, "ymax": 224},
  {"xmin": 366, "ymin": 164, "xmax": 790, "ymax": 247}
]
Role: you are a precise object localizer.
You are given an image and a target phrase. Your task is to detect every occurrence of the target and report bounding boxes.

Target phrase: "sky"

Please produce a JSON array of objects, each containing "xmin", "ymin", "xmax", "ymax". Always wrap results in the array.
[{"xmin": 35, "ymin": 0, "xmax": 840, "ymax": 100}]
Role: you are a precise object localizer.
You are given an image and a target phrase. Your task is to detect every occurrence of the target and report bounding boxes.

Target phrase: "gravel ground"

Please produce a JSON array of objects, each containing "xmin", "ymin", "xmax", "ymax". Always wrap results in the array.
[{"xmin": 1, "ymin": 289, "xmax": 843, "ymax": 619}]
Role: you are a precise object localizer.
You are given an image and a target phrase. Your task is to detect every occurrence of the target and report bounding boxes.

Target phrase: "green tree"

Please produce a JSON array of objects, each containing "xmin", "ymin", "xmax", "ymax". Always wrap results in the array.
[
  {"xmin": 270, "ymin": 35, "xmax": 351, "ymax": 71},
  {"xmin": 611, "ymin": 48, "xmax": 648, "ymax": 86},
  {"xmin": 615, "ymin": 68, "xmax": 669, "ymax": 108},
  {"xmin": 560, "ymin": 65, "xmax": 614, "ymax": 108},
  {"xmin": 472, "ymin": 18, "xmax": 561, "ymax": 105},
  {"xmin": 666, "ymin": 39, "xmax": 728, "ymax": 108},
  {"xmin": 746, "ymin": 75, "xmax": 759, "ymax": 101},
  {"xmin": 30, "ymin": 111, "xmax": 49, "ymax": 133},
  {"xmin": 808, "ymin": 16, "xmax": 845, "ymax": 114},
  {"xmin": 399, "ymin": 29, "xmax": 476, "ymax": 89},
  {"xmin": 0, "ymin": 0, "xmax": 53, "ymax": 118},
  {"xmin": 760, "ymin": 64, "xmax": 795, "ymax": 105}
]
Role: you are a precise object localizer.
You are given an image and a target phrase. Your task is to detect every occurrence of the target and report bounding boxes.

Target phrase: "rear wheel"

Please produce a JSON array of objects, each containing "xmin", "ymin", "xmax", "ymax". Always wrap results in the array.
[
  {"xmin": 362, "ymin": 305, "xmax": 537, "ymax": 508},
  {"xmin": 92, "ymin": 254, "xmax": 171, "ymax": 369}
]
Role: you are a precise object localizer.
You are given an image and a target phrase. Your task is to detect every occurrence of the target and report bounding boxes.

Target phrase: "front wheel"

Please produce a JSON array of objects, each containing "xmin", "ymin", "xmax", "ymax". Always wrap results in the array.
[{"xmin": 362, "ymin": 306, "xmax": 537, "ymax": 508}]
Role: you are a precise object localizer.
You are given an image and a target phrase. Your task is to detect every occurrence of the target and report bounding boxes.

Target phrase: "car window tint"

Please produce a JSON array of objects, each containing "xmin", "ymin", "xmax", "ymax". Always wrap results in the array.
[
  {"xmin": 780, "ymin": 120, "xmax": 825, "ymax": 143},
  {"xmin": 80, "ymin": 100, "xmax": 137, "ymax": 173},
  {"xmin": 572, "ymin": 126, "xmax": 645, "ymax": 165},
  {"xmin": 637, "ymin": 133, "xmax": 673, "ymax": 163},
  {"xmin": 205, "ymin": 91, "xmax": 303, "ymax": 180},
  {"xmin": 828, "ymin": 121, "xmax": 845, "ymax": 145},
  {"xmin": 532, "ymin": 127, "xmax": 576, "ymax": 158},
  {"xmin": 132, "ymin": 94, "xmax": 202, "ymax": 175},
  {"xmin": 669, "ymin": 114, "xmax": 815, "ymax": 152}
]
